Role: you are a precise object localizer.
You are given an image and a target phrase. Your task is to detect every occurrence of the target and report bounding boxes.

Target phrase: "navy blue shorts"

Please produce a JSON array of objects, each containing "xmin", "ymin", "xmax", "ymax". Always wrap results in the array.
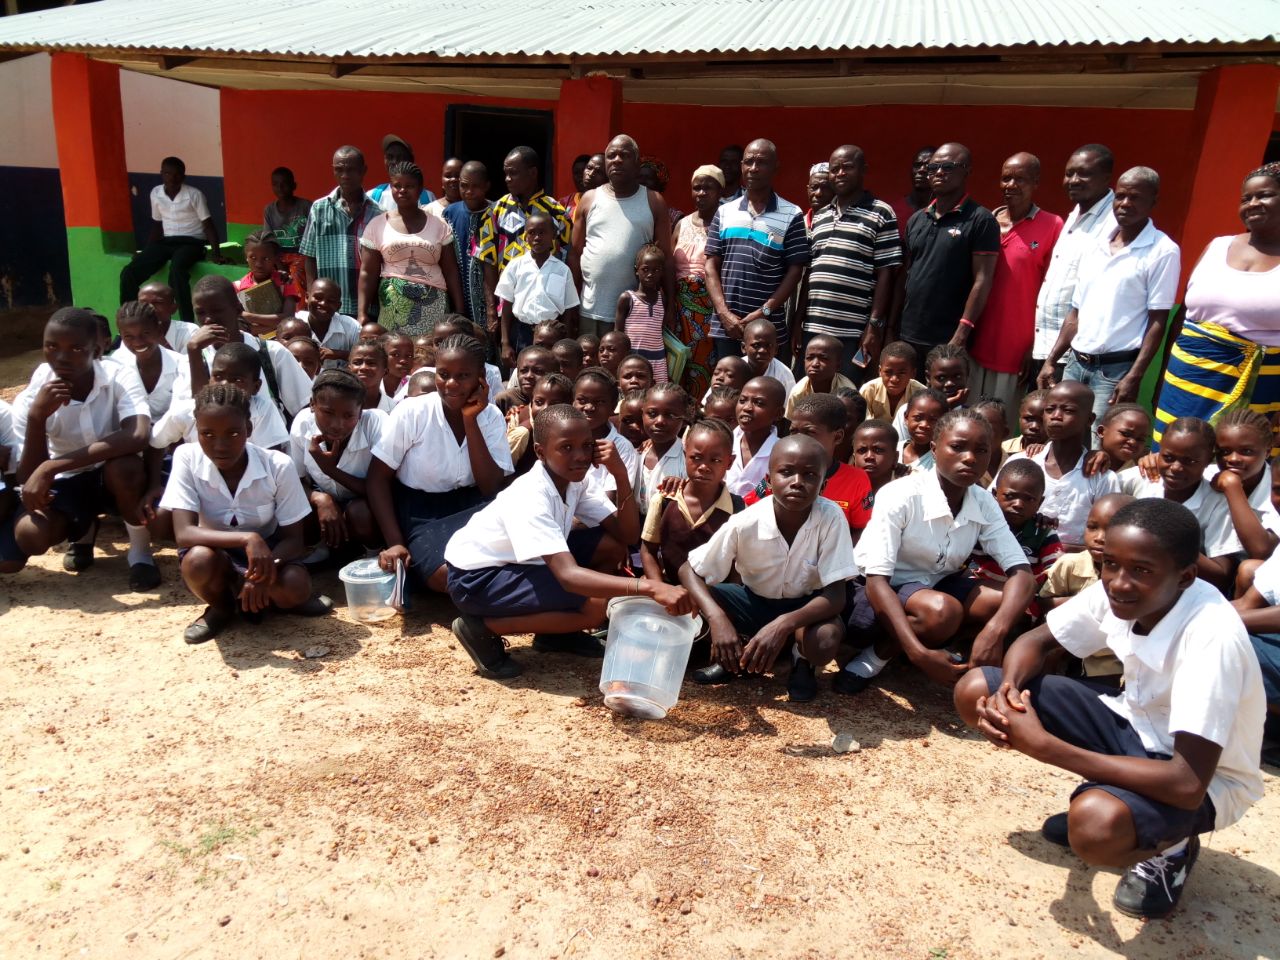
[
  {"xmin": 847, "ymin": 570, "xmax": 978, "ymax": 631},
  {"xmin": 1248, "ymin": 633, "xmax": 1280, "ymax": 707},
  {"xmin": 709, "ymin": 583, "xmax": 823, "ymax": 635},
  {"xmin": 177, "ymin": 529, "xmax": 292, "ymax": 580},
  {"xmin": 447, "ymin": 526, "xmax": 606, "ymax": 619},
  {"xmin": 979, "ymin": 667, "xmax": 1216, "ymax": 850},
  {"xmin": 0, "ymin": 469, "xmax": 107, "ymax": 564}
]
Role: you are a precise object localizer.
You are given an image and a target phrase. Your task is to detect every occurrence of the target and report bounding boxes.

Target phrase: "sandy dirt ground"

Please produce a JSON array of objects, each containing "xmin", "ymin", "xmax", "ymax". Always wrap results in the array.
[{"xmin": 0, "ymin": 521, "xmax": 1277, "ymax": 960}]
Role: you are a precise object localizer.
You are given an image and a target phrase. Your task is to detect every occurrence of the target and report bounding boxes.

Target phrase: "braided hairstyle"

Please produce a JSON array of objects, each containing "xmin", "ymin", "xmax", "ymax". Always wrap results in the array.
[
  {"xmin": 387, "ymin": 160, "xmax": 424, "ymax": 185},
  {"xmin": 195, "ymin": 382, "xmax": 251, "ymax": 421},
  {"xmin": 116, "ymin": 300, "xmax": 160, "ymax": 329}
]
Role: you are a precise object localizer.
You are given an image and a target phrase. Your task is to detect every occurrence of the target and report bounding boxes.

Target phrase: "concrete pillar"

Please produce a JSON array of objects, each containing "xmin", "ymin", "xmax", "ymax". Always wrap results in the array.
[{"xmin": 554, "ymin": 76, "xmax": 623, "ymax": 197}]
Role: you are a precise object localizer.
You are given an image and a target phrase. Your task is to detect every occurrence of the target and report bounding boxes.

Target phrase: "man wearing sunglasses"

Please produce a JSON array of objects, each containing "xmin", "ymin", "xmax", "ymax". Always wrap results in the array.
[{"xmin": 896, "ymin": 144, "xmax": 1000, "ymax": 361}]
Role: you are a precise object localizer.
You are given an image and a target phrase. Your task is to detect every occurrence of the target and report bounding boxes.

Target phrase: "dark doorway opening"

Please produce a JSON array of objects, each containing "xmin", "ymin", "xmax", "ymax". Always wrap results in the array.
[{"xmin": 445, "ymin": 105, "xmax": 556, "ymax": 201}]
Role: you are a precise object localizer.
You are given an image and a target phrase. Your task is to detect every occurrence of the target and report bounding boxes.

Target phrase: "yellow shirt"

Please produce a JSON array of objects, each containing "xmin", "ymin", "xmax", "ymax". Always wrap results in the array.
[
  {"xmin": 859, "ymin": 377, "xmax": 925, "ymax": 423},
  {"xmin": 785, "ymin": 373, "xmax": 858, "ymax": 419}
]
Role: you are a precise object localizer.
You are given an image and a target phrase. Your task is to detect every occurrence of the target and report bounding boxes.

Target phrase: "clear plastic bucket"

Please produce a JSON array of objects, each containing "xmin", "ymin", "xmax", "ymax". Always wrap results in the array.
[
  {"xmin": 599, "ymin": 596, "xmax": 701, "ymax": 719},
  {"xmin": 338, "ymin": 558, "xmax": 397, "ymax": 623}
]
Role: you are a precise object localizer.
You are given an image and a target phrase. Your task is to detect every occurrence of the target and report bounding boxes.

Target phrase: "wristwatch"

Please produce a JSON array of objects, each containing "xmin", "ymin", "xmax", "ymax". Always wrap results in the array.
[
  {"xmin": 867, "ymin": 316, "xmax": 885, "ymax": 330},
  {"xmin": 761, "ymin": 304, "xmax": 775, "ymax": 318}
]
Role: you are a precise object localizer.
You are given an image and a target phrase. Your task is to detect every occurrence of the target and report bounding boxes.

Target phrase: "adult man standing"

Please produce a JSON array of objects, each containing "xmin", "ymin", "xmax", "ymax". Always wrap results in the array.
[
  {"xmin": 1037, "ymin": 167, "xmax": 1180, "ymax": 427},
  {"xmin": 570, "ymin": 135, "xmax": 674, "ymax": 338},
  {"xmin": 718, "ymin": 145, "xmax": 745, "ymax": 203},
  {"xmin": 896, "ymin": 143, "xmax": 1000, "ymax": 360},
  {"xmin": 477, "ymin": 146, "xmax": 571, "ymax": 340},
  {"xmin": 795, "ymin": 144, "xmax": 902, "ymax": 379},
  {"xmin": 704, "ymin": 139, "xmax": 810, "ymax": 364},
  {"xmin": 889, "ymin": 146, "xmax": 936, "ymax": 239},
  {"xmin": 968, "ymin": 153, "xmax": 1064, "ymax": 410},
  {"xmin": 300, "ymin": 146, "xmax": 377, "ymax": 316},
  {"xmin": 1032, "ymin": 144, "xmax": 1118, "ymax": 383},
  {"xmin": 366, "ymin": 134, "xmax": 436, "ymax": 212}
]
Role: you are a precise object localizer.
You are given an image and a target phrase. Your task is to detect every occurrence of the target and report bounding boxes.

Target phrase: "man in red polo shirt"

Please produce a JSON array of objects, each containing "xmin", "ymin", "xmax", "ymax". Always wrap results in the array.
[{"xmin": 969, "ymin": 153, "xmax": 1064, "ymax": 411}]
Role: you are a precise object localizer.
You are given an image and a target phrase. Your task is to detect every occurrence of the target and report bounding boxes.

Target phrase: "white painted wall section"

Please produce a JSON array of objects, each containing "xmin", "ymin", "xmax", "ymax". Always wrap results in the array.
[
  {"xmin": 121, "ymin": 69, "xmax": 222, "ymax": 176},
  {"xmin": 0, "ymin": 53, "xmax": 58, "ymax": 169}
]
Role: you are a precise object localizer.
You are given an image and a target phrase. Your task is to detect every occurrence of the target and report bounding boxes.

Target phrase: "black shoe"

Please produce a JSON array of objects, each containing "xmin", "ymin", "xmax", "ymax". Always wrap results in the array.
[
  {"xmin": 692, "ymin": 662, "xmax": 736, "ymax": 685},
  {"xmin": 1041, "ymin": 812, "xmax": 1070, "ymax": 848},
  {"xmin": 532, "ymin": 631, "xmax": 605, "ymax": 658},
  {"xmin": 183, "ymin": 606, "xmax": 234, "ymax": 645},
  {"xmin": 1113, "ymin": 835, "xmax": 1200, "ymax": 920},
  {"xmin": 788, "ymin": 658, "xmax": 818, "ymax": 702},
  {"xmin": 832, "ymin": 668, "xmax": 875, "ymax": 696},
  {"xmin": 290, "ymin": 594, "xmax": 334, "ymax": 617},
  {"xmin": 63, "ymin": 542, "xmax": 94, "ymax": 572},
  {"xmin": 452, "ymin": 616, "xmax": 522, "ymax": 679},
  {"xmin": 128, "ymin": 562, "xmax": 161, "ymax": 591}
]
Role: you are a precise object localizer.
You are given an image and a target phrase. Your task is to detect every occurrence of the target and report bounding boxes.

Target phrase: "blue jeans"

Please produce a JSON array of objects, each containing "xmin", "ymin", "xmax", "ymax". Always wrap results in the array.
[{"xmin": 1063, "ymin": 352, "xmax": 1133, "ymax": 444}]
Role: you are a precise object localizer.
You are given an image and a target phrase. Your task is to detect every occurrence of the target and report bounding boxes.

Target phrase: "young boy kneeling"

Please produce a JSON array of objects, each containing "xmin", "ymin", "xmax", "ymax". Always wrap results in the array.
[
  {"xmin": 954, "ymin": 499, "xmax": 1265, "ymax": 920},
  {"xmin": 443, "ymin": 405, "xmax": 691, "ymax": 680},
  {"xmin": 680, "ymin": 435, "xmax": 857, "ymax": 702}
]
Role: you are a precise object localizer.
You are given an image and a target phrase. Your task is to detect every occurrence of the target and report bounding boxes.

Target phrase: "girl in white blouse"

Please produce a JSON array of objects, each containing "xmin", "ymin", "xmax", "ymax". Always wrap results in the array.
[
  {"xmin": 159, "ymin": 383, "xmax": 331, "ymax": 644},
  {"xmin": 368, "ymin": 334, "xmax": 513, "ymax": 592}
]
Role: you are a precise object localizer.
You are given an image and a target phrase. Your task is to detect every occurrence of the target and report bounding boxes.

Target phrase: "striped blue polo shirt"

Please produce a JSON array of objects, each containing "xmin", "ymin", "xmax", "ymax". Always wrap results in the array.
[{"xmin": 705, "ymin": 192, "xmax": 811, "ymax": 343}]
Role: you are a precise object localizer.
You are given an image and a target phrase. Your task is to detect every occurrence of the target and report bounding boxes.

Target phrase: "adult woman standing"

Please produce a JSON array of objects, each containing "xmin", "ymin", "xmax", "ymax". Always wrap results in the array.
[
  {"xmin": 672, "ymin": 165, "xmax": 724, "ymax": 397},
  {"xmin": 263, "ymin": 167, "xmax": 312, "ymax": 306},
  {"xmin": 1155, "ymin": 163, "xmax": 1280, "ymax": 445},
  {"xmin": 357, "ymin": 162, "xmax": 464, "ymax": 337}
]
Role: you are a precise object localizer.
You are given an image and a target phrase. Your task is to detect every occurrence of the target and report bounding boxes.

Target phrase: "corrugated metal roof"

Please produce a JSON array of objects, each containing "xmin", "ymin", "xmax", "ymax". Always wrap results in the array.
[{"xmin": 1, "ymin": 0, "xmax": 1278, "ymax": 60}]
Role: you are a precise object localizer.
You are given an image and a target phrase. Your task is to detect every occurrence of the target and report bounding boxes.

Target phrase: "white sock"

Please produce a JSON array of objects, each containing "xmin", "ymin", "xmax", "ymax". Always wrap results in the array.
[
  {"xmin": 844, "ymin": 646, "xmax": 890, "ymax": 679},
  {"xmin": 791, "ymin": 645, "xmax": 804, "ymax": 663},
  {"xmin": 1160, "ymin": 838, "xmax": 1189, "ymax": 857},
  {"xmin": 124, "ymin": 523, "xmax": 154, "ymax": 567}
]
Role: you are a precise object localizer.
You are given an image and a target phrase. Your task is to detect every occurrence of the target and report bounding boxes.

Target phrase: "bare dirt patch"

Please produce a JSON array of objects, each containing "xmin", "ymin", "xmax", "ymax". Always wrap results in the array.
[{"xmin": 1, "ymin": 521, "xmax": 1277, "ymax": 959}]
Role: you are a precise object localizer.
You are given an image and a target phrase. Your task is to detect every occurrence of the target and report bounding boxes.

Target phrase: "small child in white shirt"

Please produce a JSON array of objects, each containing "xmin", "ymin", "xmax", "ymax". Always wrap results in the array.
[
  {"xmin": 740, "ymin": 318, "xmax": 796, "ymax": 395},
  {"xmin": 725, "ymin": 376, "xmax": 784, "ymax": 496},
  {"xmin": 495, "ymin": 212, "xmax": 580, "ymax": 369}
]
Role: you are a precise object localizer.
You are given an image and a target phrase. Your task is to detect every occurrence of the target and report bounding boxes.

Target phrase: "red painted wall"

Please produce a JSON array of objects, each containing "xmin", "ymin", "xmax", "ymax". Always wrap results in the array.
[
  {"xmin": 220, "ymin": 88, "xmax": 556, "ymax": 224},
  {"xmin": 618, "ymin": 101, "xmax": 1200, "ymax": 240},
  {"xmin": 51, "ymin": 53, "xmax": 132, "ymax": 233}
]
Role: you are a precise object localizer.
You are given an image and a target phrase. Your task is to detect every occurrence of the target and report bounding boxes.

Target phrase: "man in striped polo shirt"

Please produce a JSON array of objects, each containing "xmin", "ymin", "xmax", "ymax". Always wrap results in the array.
[
  {"xmin": 795, "ymin": 145, "xmax": 903, "ymax": 381},
  {"xmin": 704, "ymin": 139, "xmax": 811, "ymax": 366}
]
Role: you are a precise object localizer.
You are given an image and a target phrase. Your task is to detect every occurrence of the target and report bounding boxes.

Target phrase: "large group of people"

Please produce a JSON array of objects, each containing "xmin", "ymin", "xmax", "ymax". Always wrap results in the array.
[{"xmin": 2, "ymin": 128, "xmax": 1278, "ymax": 923}]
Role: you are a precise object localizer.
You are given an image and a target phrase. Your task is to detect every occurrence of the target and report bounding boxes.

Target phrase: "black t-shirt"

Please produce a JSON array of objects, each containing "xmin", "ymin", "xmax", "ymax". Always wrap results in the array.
[{"xmin": 900, "ymin": 197, "xmax": 1000, "ymax": 348}]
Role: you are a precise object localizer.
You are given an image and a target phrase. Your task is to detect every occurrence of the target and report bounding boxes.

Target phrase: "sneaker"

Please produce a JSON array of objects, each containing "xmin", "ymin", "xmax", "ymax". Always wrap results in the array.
[
  {"xmin": 1041, "ymin": 812, "xmax": 1069, "ymax": 848},
  {"xmin": 1112, "ymin": 835, "xmax": 1200, "ymax": 920},
  {"xmin": 63, "ymin": 542, "xmax": 94, "ymax": 572},
  {"xmin": 451, "ymin": 616, "xmax": 522, "ymax": 679},
  {"xmin": 832, "ymin": 668, "xmax": 875, "ymax": 696},
  {"xmin": 787, "ymin": 658, "xmax": 818, "ymax": 702},
  {"xmin": 128, "ymin": 561, "xmax": 161, "ymax": 591},
  {"xmin": 532, "ymin": 631, "xmax": 605, "ymax": 658}
]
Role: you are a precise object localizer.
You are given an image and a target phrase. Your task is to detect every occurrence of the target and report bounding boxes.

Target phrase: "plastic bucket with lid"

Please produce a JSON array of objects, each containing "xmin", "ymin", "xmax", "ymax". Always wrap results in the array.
[
  {"xmin": 338, "ymin": 558, "xmax": 397, "ymax": 623},
  {"xmin": 599, "ymin": 596, "xmax": 701, "ymax": 719}
]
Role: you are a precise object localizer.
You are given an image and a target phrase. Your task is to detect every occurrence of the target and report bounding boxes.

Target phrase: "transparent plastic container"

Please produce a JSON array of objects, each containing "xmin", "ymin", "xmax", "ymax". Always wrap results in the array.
[
  {"xmin": 338, "ymin": 558, "xmax": 398, "ymax": 623},
  {"xmin": 599, "ymin": 596, "xmax": 702, "ymax": 719}
]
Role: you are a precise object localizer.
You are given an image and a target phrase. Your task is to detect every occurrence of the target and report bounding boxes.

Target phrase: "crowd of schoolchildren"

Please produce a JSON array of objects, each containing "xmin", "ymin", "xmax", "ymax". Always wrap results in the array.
[{"xmin": 0, "ymin": 145, "xmax": 1275, "ymax": 926}]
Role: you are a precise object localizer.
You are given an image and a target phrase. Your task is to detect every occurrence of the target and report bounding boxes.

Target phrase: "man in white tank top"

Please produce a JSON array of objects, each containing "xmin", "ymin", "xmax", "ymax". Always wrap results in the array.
[{"xmin": 570, "ymin": 135, "xmax": 676, "ymax": 339}]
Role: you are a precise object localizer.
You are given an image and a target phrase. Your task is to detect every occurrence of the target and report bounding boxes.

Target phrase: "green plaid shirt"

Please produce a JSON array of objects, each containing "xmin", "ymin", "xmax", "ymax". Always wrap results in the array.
[
  {"xmin": 477, "ymin": 191, "xmax": 570, "ymax": 271},
  {"xmin": 299, "ymin": 187, "xmax": 377, "ymax": 314}
]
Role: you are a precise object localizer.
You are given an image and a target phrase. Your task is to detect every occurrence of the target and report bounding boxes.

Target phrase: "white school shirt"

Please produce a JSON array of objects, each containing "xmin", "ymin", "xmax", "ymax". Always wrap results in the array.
[
  {"xmin": 110, "ymin": 344, "xmax": 183, "ymax": 421},
  {"xmin": 1119, "ymin": 468, "xmax": 1242, "ymax": 559},
  {"xmin": 295, "ymin": 310, "xmax": 361, "ymax": 368},
  {"xmin": 151, "ymin": 183, "xmax": 210, "ymax": 239},
  {"xmin": 163, "ymin": 319, "xmax": 199, "ymax": 354},
  {"xmin": 638, "ymin": 436, "xmax": 686, "ymax": 506},
  {"xmin": 444, "ymin": 461, "xmax": 616, "ymax": 570},
  {"xmin": 1252, "ymin": 547, "xmax": 1280, "ymax": 605},
  {"xmin": 12, "ymin": 361, "xmax": 150, "ymax": 478},
  {"xmin": 1012, "ymin": 446, "xmax": 1121, "ymax": 545},
  {"xmin": 151, "ymin": 390, "xmax": 291, "ymax": 452},
  {"xmin": 1203, "ymin": 463, "xmax": 1280, "ymax": 537},
  {"xmin": 289, "ymin": 408, "xmax": 387, "ymax": 502},
  {"xmin": 586, "ymin": 424, "xmax": 641, "ymax": 494},
  {"xmin": 1070, "ymin": 220, "xmax": 1180, "ymax": 354},
  {"xmin": 160, "ymin": 441, "xmax": 310, "ymax": 538},
  {"xmin": 371, "ymin": 392, "xmax": 512, "ymax": 493},
  {"xmin": 1032, "ymin": 190, "xmax": 1117, "ymax": 360},
  {"xmin": 897, "ymin": 434, "xmax": 936, "ymax": 474},
  {"xmin": 689, "ymin": 496, "xmax": 858, "ymax": 599},
  {"xmin": 726, "ymin": 425, "xmax": 778, "ymax": 497},
  {"xmin": 0, "ymin": 399, "xmax": 15, "ymax": 491},
  {"xmin": 493, "ymin": 251, "xmax": 580, "ymax": 326},
  {"xmin": 1047, "ymin": 579, "xmax": 1264, "ymax": 829},
  {"xmin": 200, "ymin": 333, "xmax": 313, "ymax": 418},
  {"xmin": 756, "ymin": 357, "xmax": 796, "ymax": 394},
  {"xmin": 856, "ymin": 469, "xmax": 1026, "ymax": 588}
]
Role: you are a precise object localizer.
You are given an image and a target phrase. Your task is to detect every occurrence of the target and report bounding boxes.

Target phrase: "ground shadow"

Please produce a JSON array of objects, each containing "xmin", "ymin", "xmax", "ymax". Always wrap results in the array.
[{"xmin": 211, "ymin": 609, "xmax": 367, "ymax": 673}]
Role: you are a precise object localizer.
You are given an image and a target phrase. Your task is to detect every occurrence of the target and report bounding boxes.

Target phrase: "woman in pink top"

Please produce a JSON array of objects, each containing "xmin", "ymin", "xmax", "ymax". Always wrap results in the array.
[
  {"xmin": 357, "ymin": 162, "xmax": 465, "ymax": 337},
  {"xmin": 672, "ymin": 165, "xmax": 724, "ymax": 397},
  {"xmin": 1155, "ymin": 163, "xmax": 1280, "ymax": 445}
]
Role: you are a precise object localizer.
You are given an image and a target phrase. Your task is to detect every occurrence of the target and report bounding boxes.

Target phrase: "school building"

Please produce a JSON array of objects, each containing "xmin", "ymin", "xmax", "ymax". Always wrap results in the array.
[{"xmin": 0, "ymin": 0, "xmax": 1277, "ymax": 317}]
